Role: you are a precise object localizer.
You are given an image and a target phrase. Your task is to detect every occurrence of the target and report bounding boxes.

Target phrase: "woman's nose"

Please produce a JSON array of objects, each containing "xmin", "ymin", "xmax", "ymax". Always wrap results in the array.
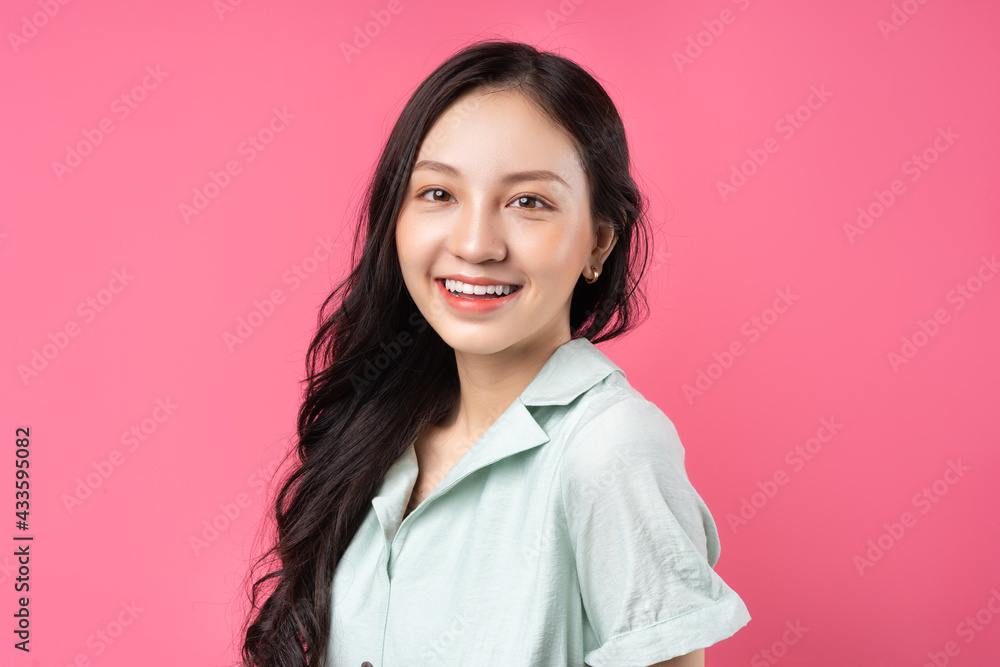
[{"xmin": 445, "ymin": 202, "xmax": 506, "ymax": 263}]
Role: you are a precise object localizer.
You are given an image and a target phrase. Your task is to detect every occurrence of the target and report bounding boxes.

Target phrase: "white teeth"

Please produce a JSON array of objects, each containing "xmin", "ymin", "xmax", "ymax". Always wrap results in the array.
[{"xmin": 444, "ymin": 279, "xmax": 518, "ymax": 296}]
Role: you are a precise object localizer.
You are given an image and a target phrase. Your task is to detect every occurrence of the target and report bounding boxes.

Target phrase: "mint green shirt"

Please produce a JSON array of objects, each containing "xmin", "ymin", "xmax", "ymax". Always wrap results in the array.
[{"xmin": 328, "ymin": 337, "xmax": 751, "ymax": 666}]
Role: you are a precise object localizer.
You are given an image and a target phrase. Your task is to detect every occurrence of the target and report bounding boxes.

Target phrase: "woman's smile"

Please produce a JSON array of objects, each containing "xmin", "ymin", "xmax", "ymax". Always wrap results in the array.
[{"xmin": 435, "ymin": 277, "xmax": 522, "ymax": 313}]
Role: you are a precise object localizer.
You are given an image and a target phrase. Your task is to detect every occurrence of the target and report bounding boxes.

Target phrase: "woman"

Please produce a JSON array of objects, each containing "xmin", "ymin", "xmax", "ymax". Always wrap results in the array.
[{"xmin": 242, "ymin": 39, "xmax": 750, "ymax": 667}]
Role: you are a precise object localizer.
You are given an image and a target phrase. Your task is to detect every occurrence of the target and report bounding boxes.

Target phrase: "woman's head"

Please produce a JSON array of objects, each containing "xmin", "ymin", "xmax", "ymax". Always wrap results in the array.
[
  {"xmin": 396, "ymin": 86, "xmax": 618, "ymax": 357},
  {"xmin": 361, "ymin": 39, "xmax": 650, "ymax": 349}
]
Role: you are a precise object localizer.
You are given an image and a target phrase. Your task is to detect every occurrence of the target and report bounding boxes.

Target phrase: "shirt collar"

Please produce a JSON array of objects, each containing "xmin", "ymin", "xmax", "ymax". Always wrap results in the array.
[
  {"xmin": 518, "ymin": 336, "xmax": 625, "ymax": 407},
  {"xmin": 371, "ymin": 336, "xmax": 625, "ymax": 550}
]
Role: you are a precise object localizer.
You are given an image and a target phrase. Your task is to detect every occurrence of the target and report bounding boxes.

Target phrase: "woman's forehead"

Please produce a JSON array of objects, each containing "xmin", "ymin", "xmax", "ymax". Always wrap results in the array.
[{"xmin": 415, "ymin": 92, "xmax": 585, "ymax": 186}]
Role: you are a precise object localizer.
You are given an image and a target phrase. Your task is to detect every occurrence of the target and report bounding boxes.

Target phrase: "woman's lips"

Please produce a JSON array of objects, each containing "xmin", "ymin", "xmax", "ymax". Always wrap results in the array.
[{"xmin": 435, "ymin": 279, "xmax": 521, "ymax": 311}]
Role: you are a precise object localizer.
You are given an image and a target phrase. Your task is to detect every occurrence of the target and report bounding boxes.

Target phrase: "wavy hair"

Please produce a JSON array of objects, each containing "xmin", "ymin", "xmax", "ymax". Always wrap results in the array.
[{"xmin": 241, "ymin": 38, "xmax": 652, "ymax": 666}]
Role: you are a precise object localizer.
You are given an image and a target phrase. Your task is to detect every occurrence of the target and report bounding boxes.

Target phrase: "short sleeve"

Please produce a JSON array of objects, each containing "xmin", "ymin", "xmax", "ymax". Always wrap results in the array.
[{"xmin": 558, "ymin": 395, "xmax": 751, "ymax": 666}]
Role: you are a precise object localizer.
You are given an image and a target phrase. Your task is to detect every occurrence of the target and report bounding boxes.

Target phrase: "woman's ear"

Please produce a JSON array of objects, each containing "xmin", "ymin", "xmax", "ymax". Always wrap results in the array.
[{"xmin": 591, "ymin": 221, "xmax": 619, "ymax": 269}]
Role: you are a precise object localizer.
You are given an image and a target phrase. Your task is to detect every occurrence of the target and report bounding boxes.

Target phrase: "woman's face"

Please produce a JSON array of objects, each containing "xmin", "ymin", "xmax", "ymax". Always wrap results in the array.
[{"xmin": 395, "ymin": 88, "xmax": 616, "ymax": 359}]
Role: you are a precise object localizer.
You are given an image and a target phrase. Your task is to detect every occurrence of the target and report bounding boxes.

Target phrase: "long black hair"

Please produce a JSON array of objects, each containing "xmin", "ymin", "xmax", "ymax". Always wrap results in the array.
[{"xmin": 241, "ymin": 38, "xmax": 652, "ymax": 666}]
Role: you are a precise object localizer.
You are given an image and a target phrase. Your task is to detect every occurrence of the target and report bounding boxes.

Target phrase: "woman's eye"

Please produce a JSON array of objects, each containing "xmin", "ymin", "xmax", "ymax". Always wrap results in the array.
[
  {"xmin": 417, "ymin": 188, "xmax": 453, "ymax": 202},
  {"xmin": 511, "ymin": 195, "xmax": 548, "ymax": 209}
]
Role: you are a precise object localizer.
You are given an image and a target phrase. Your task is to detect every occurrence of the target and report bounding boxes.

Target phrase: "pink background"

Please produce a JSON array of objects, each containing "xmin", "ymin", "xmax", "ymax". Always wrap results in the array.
[{"xmin": 3, "ymin": 0, "xmax": 999, "ymax": 665}]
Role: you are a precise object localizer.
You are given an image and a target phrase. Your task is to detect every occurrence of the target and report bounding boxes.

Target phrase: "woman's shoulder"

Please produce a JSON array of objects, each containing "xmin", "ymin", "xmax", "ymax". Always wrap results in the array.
[
  {"xmin": 523, "ymin": 338, "xmax": 687, "ymax": 471},
  {"xmin": 559, "ymin": 371, "xmax": 686, "ymax": 474}
]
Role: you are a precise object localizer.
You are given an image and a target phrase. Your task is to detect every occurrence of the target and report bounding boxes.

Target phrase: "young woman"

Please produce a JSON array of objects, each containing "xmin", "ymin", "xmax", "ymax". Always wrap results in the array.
[{"xmin": 242, "ymin": 39, "xmax": 750, "ymax": 667}]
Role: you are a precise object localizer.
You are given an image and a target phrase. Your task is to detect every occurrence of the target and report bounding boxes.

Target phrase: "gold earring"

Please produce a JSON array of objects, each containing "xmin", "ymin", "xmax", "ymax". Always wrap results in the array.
[{"xmin": 584, "ymin": 265, "xmax": 599, "ymax": 284}]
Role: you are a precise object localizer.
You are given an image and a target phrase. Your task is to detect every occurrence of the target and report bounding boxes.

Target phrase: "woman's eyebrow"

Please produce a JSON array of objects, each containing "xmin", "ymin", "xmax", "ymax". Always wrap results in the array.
[{"xmin": 412, "ymin": 160, "xmax": 570, "ymax": 189}]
